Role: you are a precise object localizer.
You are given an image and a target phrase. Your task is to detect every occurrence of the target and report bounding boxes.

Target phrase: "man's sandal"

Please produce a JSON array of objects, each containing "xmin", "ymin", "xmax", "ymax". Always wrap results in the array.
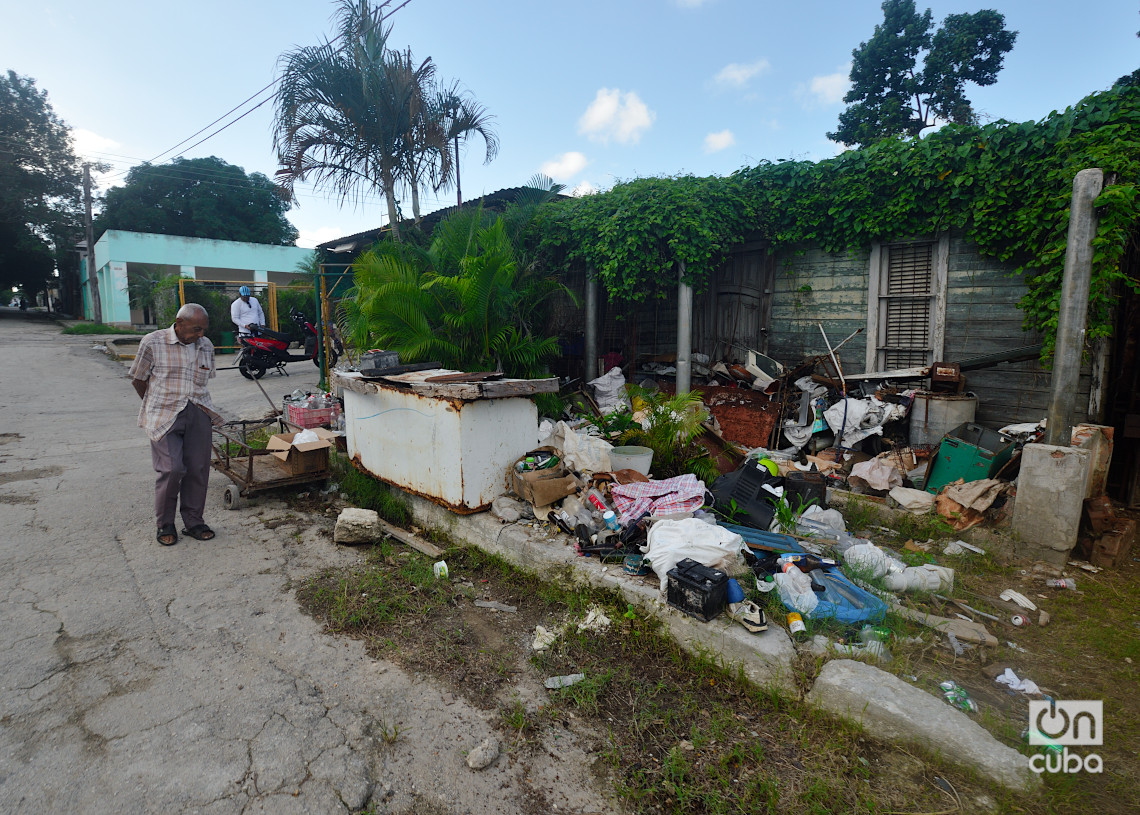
[
  {"xmin": 157, "ymin": 524, "xmax": 178, "ymax": 546},
  {"xmin": 181, "ymin": 524, "xmax": 216, "ymax": 541}
]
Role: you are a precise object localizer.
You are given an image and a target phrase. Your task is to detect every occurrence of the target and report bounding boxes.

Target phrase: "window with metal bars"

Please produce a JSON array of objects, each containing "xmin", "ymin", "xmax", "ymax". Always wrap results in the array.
[{"xmin": 877, "ymin": 242, "xmax": 935, "ymax": 369}]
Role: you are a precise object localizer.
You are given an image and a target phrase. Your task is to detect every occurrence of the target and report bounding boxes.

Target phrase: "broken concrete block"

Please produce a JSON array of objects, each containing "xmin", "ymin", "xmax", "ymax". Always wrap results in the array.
[
  {"xmin": 333, "ymin": 508, "xmax": 382, "ymax": 545},
  {"xmin": 465, "ymin": 736, "xmax": 500, "ymax": 770},
  {"xmin": 491, "ymin": 496, "xmax": 524, "ymax": 523},
  {"xmin": 806, "ymin": 659, "xmax": 1040, "ymax": 791},
  {"xmin": 1012, "ymin": 444, "xmax": 1090, "ymax": 560}
]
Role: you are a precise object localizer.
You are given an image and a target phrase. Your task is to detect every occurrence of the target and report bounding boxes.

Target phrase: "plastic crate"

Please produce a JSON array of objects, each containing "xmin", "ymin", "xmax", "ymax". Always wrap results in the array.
[
  {"xmin": 285, "ymin": 402, "xmax": 334, "ymax": 429},
  {"xmin": 923, "ymin": 422, "xmax": 1014, "ymax": 493}
]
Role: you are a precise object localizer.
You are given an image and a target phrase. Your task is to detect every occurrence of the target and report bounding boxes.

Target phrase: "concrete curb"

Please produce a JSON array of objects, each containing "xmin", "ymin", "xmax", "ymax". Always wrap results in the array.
[
  {"xmin": 393, "ymin": 490, "xmax": 1038, "ymax": 792},
  {"xmin": 402, "ymin": 493, "xmax": 799, "ymax": 694}
]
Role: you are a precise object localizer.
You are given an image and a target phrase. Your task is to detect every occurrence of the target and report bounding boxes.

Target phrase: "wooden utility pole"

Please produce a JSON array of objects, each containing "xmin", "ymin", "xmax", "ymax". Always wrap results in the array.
[{"xmin": 83, "ymin": 164, "xmax": 102, "ymax": 323}]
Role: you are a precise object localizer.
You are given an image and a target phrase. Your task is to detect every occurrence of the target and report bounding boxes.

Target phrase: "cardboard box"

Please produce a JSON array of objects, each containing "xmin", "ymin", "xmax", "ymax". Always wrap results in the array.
[
  {"xmin": 266, "ymin": 428, "xmax": 336, "ymax": 476},
  {"xmin": 511, "ymin": 451, "xmax": 579, "ymax": 507}
]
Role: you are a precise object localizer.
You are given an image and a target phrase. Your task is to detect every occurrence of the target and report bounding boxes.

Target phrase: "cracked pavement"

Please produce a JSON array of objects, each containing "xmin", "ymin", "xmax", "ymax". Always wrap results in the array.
[{"xmin": 0, "ymin": 312, "xmax": 610, "ymax": 814}]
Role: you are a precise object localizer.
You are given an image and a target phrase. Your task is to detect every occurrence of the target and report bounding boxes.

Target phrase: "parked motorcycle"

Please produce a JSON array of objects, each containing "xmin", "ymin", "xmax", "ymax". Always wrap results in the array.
[{"xmin": 236, "ymin": 309, "xmax": 342, "ymax": 379}]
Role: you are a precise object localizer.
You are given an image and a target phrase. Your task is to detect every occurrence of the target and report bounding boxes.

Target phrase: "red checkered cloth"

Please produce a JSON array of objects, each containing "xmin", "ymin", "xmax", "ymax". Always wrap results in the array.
[{"xmin": 610, "ymin": 474, "xmax": 707, "ymax": 523}]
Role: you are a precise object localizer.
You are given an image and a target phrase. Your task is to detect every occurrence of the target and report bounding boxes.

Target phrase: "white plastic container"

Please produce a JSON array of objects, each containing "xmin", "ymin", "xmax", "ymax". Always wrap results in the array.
[{"xmin": 609, "ymin": 445, "xmax": 654, "ymax": 475}]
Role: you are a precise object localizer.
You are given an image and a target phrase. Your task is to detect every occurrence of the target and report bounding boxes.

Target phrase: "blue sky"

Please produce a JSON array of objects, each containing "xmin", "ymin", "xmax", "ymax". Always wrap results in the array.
[{"xmin": 4, "ymin": 0, "xmax": 1137, "ymax": 248}]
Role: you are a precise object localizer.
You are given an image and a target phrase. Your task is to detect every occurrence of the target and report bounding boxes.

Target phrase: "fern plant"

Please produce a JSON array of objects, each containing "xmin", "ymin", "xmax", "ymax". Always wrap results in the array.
[
  {"xmin": 340, "ymin": 211, "xmax": 572, "ymax": 378},
  {"xmin": 619, "ymin": 387, "xmax": 719, "ymax": 483}
]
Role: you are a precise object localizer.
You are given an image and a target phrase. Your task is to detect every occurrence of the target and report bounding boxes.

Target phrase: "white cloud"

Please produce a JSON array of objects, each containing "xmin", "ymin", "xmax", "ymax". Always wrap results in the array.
[
  {"xmin": 703, "ymin": 130, "xmax": 736, "ymax": 153},
  {"xmin": 801, "ymin": 64, "xmax": 851, "ymax": 107},
  {"xmin": 72, "ymin": 128, "xmax": 120, "ymax": 159},
  {"xmin": 714, "ymin": 59, "xmax": 770, "ymax": 89},
  {"xmin": 570, "ymin": 180, "xmax": 598, "ymax": 197},
  {"xmin": 296, "ymin": 226, "xmax": 345, "ymax": 250},
  {"xmin": 578, "ymin": 88, "xmax": 655, "ymax": 145},
  {"xmin": 540, "ymin": 151, "xmax": 589, "ymax": 180}
]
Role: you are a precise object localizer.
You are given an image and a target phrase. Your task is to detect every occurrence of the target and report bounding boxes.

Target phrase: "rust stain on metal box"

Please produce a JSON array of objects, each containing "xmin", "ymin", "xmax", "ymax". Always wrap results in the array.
[{"xmin": 350, "ymin": 454, "xmax": 486, "ymax": 514}]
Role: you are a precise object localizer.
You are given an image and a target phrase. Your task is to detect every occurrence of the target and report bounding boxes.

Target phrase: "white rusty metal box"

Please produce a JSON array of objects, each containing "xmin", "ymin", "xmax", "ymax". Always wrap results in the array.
[{"xmin": 337, "ymin": 371, "xmax": 556, "ymax": 513}]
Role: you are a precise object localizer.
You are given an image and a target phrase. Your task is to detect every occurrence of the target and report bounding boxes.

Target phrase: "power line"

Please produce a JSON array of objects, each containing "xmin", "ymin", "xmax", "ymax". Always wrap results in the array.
[{"xmin": 142, "ymin": 0, "xmax": 411, "ymax": 166}]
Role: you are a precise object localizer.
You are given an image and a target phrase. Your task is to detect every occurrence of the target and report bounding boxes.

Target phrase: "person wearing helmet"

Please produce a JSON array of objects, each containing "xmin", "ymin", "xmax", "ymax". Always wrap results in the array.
[{"xmin": 230, "ymin": 285, "xmax": 265, "ymax": 337}]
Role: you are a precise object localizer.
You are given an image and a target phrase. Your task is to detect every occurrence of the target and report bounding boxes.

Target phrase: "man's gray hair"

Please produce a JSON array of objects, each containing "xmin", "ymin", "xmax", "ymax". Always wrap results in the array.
[{"xmin": 176, "ymin": 303, "xmax": 209, "ymax": 321}]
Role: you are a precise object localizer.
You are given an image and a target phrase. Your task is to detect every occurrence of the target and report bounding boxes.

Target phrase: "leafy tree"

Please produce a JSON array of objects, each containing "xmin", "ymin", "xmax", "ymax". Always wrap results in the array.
[
  {"xmin": 0, "ymin": 70, "xmax": 83, "ymax": 295},
  {"xmin": 95, "ymin": 156, "xmax": 298, "ymax": 245},
  {"xmin": 829, "ymin": 0, "xmax": 1017, "ymax": 147},
  {"xmin": 126, "ymin": 263, "xmax": 177, "ymax": 324}
]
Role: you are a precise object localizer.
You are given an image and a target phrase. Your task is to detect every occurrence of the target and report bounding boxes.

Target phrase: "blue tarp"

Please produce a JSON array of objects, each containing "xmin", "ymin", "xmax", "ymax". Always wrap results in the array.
[{"xmin": 719, "ymin": 522, "xmax": 888, "ymax": 625}]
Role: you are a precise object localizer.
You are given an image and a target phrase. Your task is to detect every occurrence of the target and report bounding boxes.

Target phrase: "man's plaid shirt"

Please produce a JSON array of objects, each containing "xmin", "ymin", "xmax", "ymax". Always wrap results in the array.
[{"xmin": 129, "ymin": 326, "xmax": 221, "ymax": 442}]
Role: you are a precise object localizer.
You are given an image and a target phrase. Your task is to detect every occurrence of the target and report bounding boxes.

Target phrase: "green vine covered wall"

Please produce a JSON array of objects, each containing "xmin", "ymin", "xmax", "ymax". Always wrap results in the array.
[{"xmin": 533, "ymin": 85, "xmax": 1140, "ymax": 362}]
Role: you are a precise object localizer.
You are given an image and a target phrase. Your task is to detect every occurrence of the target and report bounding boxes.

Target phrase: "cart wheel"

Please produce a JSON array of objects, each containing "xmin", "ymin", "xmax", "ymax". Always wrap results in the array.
[{"xmin": 223, "ymin": 483, "xmax": 244, "ymax": 510}]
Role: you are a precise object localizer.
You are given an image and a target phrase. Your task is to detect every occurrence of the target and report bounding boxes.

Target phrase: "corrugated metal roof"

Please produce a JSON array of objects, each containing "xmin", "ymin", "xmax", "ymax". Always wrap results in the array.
[{"xmin": 317, "ymin": 186, "xmax": 565, "ymax": 253}]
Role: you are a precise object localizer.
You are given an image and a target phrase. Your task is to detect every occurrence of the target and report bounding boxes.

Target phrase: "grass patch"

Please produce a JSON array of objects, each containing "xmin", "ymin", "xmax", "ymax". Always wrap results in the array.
[
  {"xmin": 332, "ymin": 452, "xmax": 412, "ymax": 527},
  {"xmin": 61, "ymin": 321, "xmax": 147, "ymax": 335},
  {"xmin": 295, "ymin": 539, "xmax": 1033, "ymax": 814}
]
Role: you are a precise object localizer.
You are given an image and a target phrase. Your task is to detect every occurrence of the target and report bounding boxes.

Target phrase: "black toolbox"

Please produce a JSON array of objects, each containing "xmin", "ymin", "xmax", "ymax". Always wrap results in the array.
[{"xmin": 666, "ymin": 558, "xmax": 729, "ymax": 622}]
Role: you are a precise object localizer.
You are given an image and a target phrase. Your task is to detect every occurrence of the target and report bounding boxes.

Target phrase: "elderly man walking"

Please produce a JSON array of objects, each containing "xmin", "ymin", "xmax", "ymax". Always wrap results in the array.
[{"xmin": 129, "ymin": 303, "xmax": 223, "ymax": 545}]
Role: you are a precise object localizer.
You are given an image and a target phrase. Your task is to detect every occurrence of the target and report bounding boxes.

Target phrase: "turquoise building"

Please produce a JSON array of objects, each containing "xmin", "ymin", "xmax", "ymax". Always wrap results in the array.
[{"xmin": 83, "ymin": 230, "xmax": 315, "ymax": 326}]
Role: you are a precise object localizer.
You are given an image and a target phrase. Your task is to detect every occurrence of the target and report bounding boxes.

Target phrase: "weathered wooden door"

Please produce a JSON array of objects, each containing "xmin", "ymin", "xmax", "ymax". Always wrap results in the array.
[{"xmin": 705, "ymin": 243, "xmax": 774, "ymax": 362}]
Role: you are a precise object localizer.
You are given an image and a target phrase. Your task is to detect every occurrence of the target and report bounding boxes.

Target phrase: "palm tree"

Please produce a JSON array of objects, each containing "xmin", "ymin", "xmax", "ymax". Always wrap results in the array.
[
  {"xmin": 273, "ymin": 0, "xmax": 432, "ymax": 242},
  {"xmin": 434, "ymin": 83, "xmax": 499, "ymax": 208}
]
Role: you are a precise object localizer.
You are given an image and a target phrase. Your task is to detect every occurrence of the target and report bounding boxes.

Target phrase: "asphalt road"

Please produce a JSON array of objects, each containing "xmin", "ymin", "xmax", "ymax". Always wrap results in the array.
[{"xmin": 0, "ymin": 311, "xmax": 606, "ymax": 814}]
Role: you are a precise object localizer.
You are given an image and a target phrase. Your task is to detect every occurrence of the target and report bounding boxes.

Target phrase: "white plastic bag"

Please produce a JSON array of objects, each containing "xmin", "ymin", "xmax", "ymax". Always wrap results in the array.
[
  {"xmin": 844, "ymin": 542, "xmax": 905, "ymax": 579},
  {"xmin": 801, "ymin": 504, "xmax": 848, "ymax": 533},
  {"xmin": 774, "ymin": 567, "xmax": 819, "ymax": 616},
  {"xmin": 845, "ymin": 542, "xmax": 954, "ymax": 592},
  {"xmin": 881, "ymin": 564, "xmax": 954, "ymax": 592},
  {"xmin": 642, "ymin": 518, "xmax": 745, "ymax": 593},
  {"xmin": 588, "ymin": 366, "xmax": 632, "ymax": 415},
  {"xmin": 889, "ymin": 486, "xmax": 935, "ymax": 514},
  {"xmin": 849, "ymin": 458, "xmax": 903, "ymax": 492},
  {"xmin": 291, "ymin": 428, "xmax": 319, "ymax": 446},
  {"xmin": 539, "ymin": 420, "xmax": 613, "ymax": 474}
]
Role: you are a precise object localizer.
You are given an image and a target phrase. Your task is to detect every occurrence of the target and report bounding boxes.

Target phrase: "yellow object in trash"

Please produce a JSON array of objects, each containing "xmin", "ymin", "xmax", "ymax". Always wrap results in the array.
[{"xmin": 757, "ymin": 458, "xmax": 778, "ymax": 476}]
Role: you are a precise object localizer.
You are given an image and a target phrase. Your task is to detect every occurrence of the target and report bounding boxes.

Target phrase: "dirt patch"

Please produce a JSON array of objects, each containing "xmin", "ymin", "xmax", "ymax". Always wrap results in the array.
[
  {"xmin": 0, "ymin": 466, "xmax": 63, "ymax": 486},
  {"xmin": 296, "ymin": 541, "xmax": 1029, "ymax": 814},
  {"xmin": 0, "ymin": 494, "xmax": 35, "ymax": 504},
  {"xmin": 0, "ymin": 433, "xmax": 22, "ymax": 446}
]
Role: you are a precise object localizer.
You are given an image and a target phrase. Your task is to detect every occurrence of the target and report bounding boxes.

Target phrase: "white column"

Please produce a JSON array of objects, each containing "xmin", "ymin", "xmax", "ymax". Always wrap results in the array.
[
  {"xmin": 180, "ymin": 265, "xmax": 196, "ymax": 279},
  {"xmin": 676, "ymin": 261, "xmax": 693, "ymax": 394},
  {"xmin": 253, "ymin": 270, "xmax": 268, "ymax": 284}
]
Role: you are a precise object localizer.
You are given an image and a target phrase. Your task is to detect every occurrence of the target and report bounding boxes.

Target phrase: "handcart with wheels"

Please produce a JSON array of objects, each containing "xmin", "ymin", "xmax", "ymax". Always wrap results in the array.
[{"xmin": 210, "ymin": 418, "xmax": 330, "ymax": 509}]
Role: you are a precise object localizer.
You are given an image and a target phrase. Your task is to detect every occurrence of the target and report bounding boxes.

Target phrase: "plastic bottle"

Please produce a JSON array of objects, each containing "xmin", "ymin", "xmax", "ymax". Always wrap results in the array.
[
  {"xmin": 585, "ymin": 488, "xmax": 611, "ymax": 516},
  {"xmin": 939, "ymin": 680, "xmax": 978, "ymax": 713},
  {"xmin": 786, "ymin": 611, "xmax": 808, "ymax": 642},
  {"xmin": 602, "ymin": 510, "xmax": 620, "ymax": 531},
  {"xmin": 1046, "ymin": 578, "xmax": 1077, "ymax": 590},
  {"xmin": 859, "ymin": 625, "xmax": 891, "ymax": 644}
]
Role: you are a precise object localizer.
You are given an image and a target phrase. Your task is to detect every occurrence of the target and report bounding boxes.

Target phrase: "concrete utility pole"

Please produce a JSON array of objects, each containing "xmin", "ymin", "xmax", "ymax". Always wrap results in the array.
[
  {"xmin": 83, "ymin": 164, "xmax": 103, "ymax": 323},
  {"xmin": 676, "ymin": 261, "xmax": 693, "ymax": 394},
  {"xmin": 583, "ymin": 275, "xmax": 598, "ymax": 381},
  {"xmin": 1046, "ymin": 168, "xmax": 1104, "ymax": 446}
]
